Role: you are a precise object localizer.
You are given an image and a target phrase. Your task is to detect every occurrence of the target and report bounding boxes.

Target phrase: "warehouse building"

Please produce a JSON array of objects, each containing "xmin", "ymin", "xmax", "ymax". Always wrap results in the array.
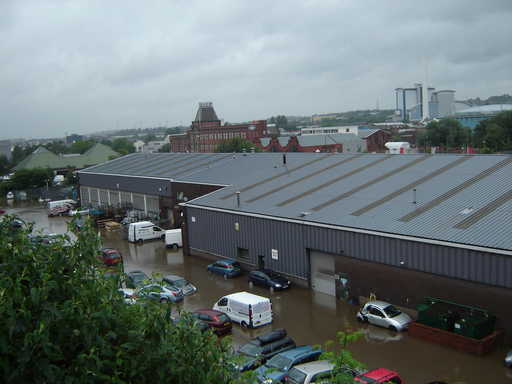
[{"xmin": 78, "ymin": 152, "xmax": 512, "ymax": 336}]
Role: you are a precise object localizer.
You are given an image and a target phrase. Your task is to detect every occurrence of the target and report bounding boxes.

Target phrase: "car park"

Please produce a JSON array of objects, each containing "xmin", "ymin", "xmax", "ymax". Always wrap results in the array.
[
  {"xmin": 255, "ymin": 345, "xmax": 322, "ymax": 383},
  {"xmin": 236, "ymin": 329, "xmax": 296, "ymax": 372},
  {"xmin": 506, "ymin": 350, "xmax": 512, "ymax": 368},
  {"xmin": 99, "ymin": 248, "xmax": 123, "ymax": 266},
  {"xmin": 120, "ymin": 283, "xmax": 184, "ymax": 303},
  {"xmin": 207, "ymin": 259, "xmax": 242, "ymax": 278},
  {"xmin": 125, "ymin": 270, "xmax": 150, "ymax": 289},
  {"xmin": 192, "ymin": 309, "xmax": 232, "ymax": 335},
  {"xmin": 214, "ymin": 291, "xmax": 273, "ymax": 328},
  {"xmin": 249, "ymin": 269, "xmax": 291, "ymax": 290},
  {"xmin": 162, "ymin": 274, "xmax": 197, "ymax": 296},
  {"xmin": 357, "ymin": 301, "xmax": 412, "ymax": 332},
  {"xmin": 354, "ymin": 368, "xmax": 404, "ymax": 383},
  {"xmin": 284, "ymin": 360, "xmax": 335, "ymax": 384}
]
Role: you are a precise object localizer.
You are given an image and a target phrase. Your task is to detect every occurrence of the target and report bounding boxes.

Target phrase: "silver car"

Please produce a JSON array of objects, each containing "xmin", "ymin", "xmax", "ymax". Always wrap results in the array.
[
  {"xmin": 120, "ymin": 283, "xmax": 184, "ymax": 303},
  {"xmin": 357, "ymin": 300, "xmax": 412, "ymax": 331},
  {"xmin": 285, "ymin": 360, "xmax": 334, "ymax": 384},
  {"xmin": 506, "ymin": 350, "xmax": 512, "ymax": 368},
  {"xmin": 162, "ymin": 274, "xmax": 197, "ymax": 296}
]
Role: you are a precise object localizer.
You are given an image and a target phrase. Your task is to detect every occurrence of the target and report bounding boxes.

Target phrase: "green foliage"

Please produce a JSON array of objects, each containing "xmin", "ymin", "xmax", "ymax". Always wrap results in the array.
[
  {"xmin": 268, "ymin": 115, "xmax": 288, "ymax": 129},
  {"xmin": 473, "ymin": 111, "xmax": 512, "ymax": 153},
  {"xmin": 0, "ymin": 216, "xmax": 247, "ymax": 383},
  {"xmin": 11, "ymin": 145, "xmax": 37, "ymax": 166},
  {"xmin": 418, "ymin": 118, "xmax": 471, "ymax": 149},
  {"xmin": 9, "ymin": 168, "xmax": 54, "ymax": 190},
  {"xmin": 215, "ymin": 138, "xmax": 261, "ymax": 153},
  {"xmin": 319, "ymin": 330, "xmax": 365, "ymax": 384},
  {"xmin": 0, "ymin": 154, "xmax": 9, "ymax": 175},
  {"xmin": 102, "ymin": 138, "xmax": 135, "ymax": 156},
  {"xmin": 69, "ymin": 140, "xmax": 96, "ymax": 154},
  {"xmin": 158, "ymin": 143, "xmax": 170, "ymax": 153},
  {"xmin": 44, "ymin": 140, "xmax": 68, "ymax": 154}
]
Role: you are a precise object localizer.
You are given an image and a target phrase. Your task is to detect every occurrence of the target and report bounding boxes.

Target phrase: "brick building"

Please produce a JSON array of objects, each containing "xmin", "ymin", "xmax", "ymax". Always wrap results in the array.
[{"xmin": 169, "ymin": 102, "xmax": 268, "ymax": 152}]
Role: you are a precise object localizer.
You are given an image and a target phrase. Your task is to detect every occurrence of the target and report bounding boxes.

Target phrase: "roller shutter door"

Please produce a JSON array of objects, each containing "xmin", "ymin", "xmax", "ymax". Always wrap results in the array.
[
  {"xmin": 99, "ymin": 189, "xmax": 109, "ymax": 207},
  {"xmin": 110, "ymin": 190, "xmax": 120, "ymax": 207},
  {"xmin": 146, "ymin": 196, "xmax": 159, "ymax": 215},
  {"xmin": 81, "ymin": 187, "xmax": 90, "ymax": 205},
  {"xmin": 310, "ymin": 250, "xmax": 335, "ymax": 296},
  {"xmin": 132, "ymin": 193, "xmax": 145, "ymax": 211}
]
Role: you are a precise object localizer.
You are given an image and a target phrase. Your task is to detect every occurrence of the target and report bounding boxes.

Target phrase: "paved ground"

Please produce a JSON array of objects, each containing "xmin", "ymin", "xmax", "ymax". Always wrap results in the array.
[{"xmin": 5, "ymin": 202, "xmax": 512, "ymax": 383}]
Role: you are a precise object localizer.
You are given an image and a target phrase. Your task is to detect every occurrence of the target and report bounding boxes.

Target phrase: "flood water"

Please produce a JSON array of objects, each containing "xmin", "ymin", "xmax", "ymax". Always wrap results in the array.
[{"xmin": 5, "ymin": 202, "xmax": 512, "ymax": 383}]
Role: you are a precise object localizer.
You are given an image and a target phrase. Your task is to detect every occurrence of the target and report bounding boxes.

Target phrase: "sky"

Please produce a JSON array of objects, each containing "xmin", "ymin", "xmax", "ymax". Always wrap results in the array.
[{"xmin": 1, "ymin": 0, "xmax": 511, "ymax": 140}]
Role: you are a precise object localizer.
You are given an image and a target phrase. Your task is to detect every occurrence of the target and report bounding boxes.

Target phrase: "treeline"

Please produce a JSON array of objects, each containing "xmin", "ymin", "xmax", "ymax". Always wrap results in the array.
[
  {"xmin": 464, "ymin": 93, "xmax": 512, "ymax": 107},
  {"xmin": 418, "ymin": 111, "xmax": 512, "ymax": 153}
]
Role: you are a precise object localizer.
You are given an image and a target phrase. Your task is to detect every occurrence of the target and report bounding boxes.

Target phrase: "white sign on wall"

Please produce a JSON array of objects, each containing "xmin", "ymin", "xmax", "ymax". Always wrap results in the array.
[
  {"xmin": 271, "ymin": 249, "xmax": 278, "ymax": 260},
  {"xmin": 191, "ymin": 216, "xmax": 196, "ymax": 223}
]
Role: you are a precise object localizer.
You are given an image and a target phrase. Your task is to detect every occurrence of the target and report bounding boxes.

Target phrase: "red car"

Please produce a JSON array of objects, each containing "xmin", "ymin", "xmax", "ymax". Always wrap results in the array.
[
  {"xmin": 192, "ymin": 309, "xmax": 232, "ymax": 335},
  {"xmin": 100, "ymin": 248, "xmax": 123, "ymax": 266},
  {"xmin": 355, "ymin": 368, "xmax": 403, "ymax": 384}
]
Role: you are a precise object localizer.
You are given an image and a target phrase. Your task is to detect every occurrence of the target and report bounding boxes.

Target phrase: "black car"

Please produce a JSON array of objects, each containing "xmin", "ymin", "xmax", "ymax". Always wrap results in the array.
[
  {"xmin": 236, "ymin": 328, "xmax": 296, "ymax": 372},
  {"xmin": 248, "ymin": 269, "xmax": 291, "ymax": 290},
  {"xmin": 125, "ymin": 270, "xmax": 150, "ymax": 289}
]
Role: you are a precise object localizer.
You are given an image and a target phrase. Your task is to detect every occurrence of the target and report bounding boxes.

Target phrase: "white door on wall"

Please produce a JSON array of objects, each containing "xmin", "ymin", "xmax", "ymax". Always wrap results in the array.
[{"xmin": 310, "ymin": 250, "xmax": 336, "ymax": 296}]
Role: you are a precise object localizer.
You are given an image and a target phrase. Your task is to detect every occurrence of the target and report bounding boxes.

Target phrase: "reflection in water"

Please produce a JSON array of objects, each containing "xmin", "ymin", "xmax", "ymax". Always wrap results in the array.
[{"xmin": 6, "ymin": 204, "xmax": 511, "ymax": 384}]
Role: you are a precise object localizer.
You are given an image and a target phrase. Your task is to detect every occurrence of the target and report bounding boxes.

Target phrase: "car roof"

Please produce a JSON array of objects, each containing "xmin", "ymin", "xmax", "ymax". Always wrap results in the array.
[
  {"xmin": 292, "ymin": 360, "xmax": 334, "ymax": 374},
  {"xmin": 278, "ymin": 345, "xmax": 314, "ymax": 359},
  {"xmin": 225, "ymin": 291, "xmax": 270, "ymax": 305},
  {"xmin": 194, "ymin": 309, "xmax": 225, "ymax": 316},
  {"xmin": 360, "ymin": 368, "xmax": 399, "ymax": 380},
  {"xmin": 163, "ymin": 274, "xmax": 184, "ymax": 281},
  {"xmin": 365, "ymin": 300, "xmax": 392, "ymax": 309}
]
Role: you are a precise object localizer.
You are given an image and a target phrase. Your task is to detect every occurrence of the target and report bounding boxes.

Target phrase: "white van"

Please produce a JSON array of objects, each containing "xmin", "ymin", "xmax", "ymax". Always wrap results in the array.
[
  {"xmin": 127, "ymin": 221, "xmax": 165, "ymax": 243},
  {"xmin": 165, "ymin": 228, "xmax": 182, "ymax": 248},
  {"xmin": 213, "ymin": 292, "xmax": 272, "ymax": 328},
  {"xmin": 47, "ymin": 199, "xmax": 76, "ymax": 216}
]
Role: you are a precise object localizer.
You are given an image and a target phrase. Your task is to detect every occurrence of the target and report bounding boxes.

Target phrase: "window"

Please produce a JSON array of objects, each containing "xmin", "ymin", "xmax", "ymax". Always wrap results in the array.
[
  {"xmin": 237, "ymin": 247, "xmax": 250, "ymax": 261},
  {"xmin": 217, "ymin": 298, "xmax": 228, "ymax": 306},
  {"xmin": 369, "ymin": 306, "xmax": 384, "ymax": 317}
]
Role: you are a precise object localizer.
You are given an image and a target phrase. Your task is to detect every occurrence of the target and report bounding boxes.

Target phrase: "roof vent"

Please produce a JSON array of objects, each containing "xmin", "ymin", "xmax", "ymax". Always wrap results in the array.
[
  {"xmin": 299, "ymin": 211, "xmax": 311, "ymax": 218},
  {"xmin": 460, "ymin": 207, "xmax": 474, "ymax": 215}
]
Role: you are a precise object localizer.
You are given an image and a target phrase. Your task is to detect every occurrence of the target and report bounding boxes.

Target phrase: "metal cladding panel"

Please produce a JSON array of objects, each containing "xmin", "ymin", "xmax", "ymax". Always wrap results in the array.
[
  {"xmin": 110, "ymin": 190, "xmax": 120, "ymax": 207},
  {"xmin": 78, "ymin": 173, "xmax": 171, "ymax": 197},
  {"xmin": 132, "ymin": 194, "xmax": 145, "ymax": 211},
  {"xmin": 80, "ymin": 187, "xmax": 90, "ymax": 205},
  {"xmin": 186, "ymin": 207, "xmax": 512, "ymax": 288}
]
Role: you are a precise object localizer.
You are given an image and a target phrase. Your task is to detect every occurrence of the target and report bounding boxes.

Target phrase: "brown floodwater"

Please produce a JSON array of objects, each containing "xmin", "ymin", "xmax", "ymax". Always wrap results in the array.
[{"xmin": 5, "ymin": 202, "xmax": 512, "ymax": 384}]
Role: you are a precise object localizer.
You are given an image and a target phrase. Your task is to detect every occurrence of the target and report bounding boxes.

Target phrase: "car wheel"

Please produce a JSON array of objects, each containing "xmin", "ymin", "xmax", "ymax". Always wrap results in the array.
[
  {"xmin": 137, "ymin": 239, "xmax": 143, "ymax": 244},
  {"xmin": 241, "ymin": 321, "xmax": 248, "ymax": 328},
  {"xmin": 388, "ymin": 325, "xmax": 397, "ymax": 332},
  {"xmin": 173, "ymin": 243, "xmax": 178, "ymax": 249},
  {"xmin": 160, "ymin": 234, "xmax": 165, "ymax": 240}
]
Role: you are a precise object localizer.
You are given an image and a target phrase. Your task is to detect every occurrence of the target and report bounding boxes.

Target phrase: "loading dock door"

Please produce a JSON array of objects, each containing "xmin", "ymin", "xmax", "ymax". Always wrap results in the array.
[{"xmin": 310, "ymin": 250, "xmax": 335, "ymax": 296}]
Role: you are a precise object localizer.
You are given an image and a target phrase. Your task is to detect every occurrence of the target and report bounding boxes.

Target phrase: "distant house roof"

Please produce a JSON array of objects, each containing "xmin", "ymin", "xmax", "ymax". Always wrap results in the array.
[
  {"xmin": 296, "ymin": 133, "xmax": 363, "ymax": 147},
  {"xmin": 456, "ymin": 104, "xmax": 512, "ymax": 115},
  {"xmin": 80, "ymin": 152, "xmax": 512, "ymax": 252},
  {"xmin": 357, "ymin": 129, "xmax": 381, "ymax": 138},
  {"xmin": 13, "ymin": 143, "xmax": 119, "ymax": 171}
]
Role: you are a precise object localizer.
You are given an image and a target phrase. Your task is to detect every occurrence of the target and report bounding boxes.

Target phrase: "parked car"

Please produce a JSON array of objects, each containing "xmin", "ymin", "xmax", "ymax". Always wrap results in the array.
[
  {"xmin": 255, "ymin": 345, "xmax": 323, "ymax": 383},
  {"xmin": 28, "ymin": 233, "xmax": 60, "ymax": 245},
  {"xmin": 249, "ymin": 269, "xmax": 291, "ymax": 290},
  {"xmin": 506, "ymin": 350, "xmax": 512, "ymax": 368},
  {"xmin": 120, "ymin": 283, "xmax": 184, "ymax": 303},
  {"xmin": 99, "ymin": 248, "xmax": 123, "ymax": 266},
  {"xmin": 207, "ymin": 259, "xmax": 242, "ymax": 278},
  {"xmin": 357, "ymin": 300, "xmax": 412, "ymax": 331},
  {"xmin": 118, "ymin": 288, "xmax": 136, "ymax": 305},
  {"xmin": 236, "ymin": 329, "xmax": 296, "ymax": 372},
  {"xmin": 47, "ymin": 199, "xmax": 76, "ymax": 216},
  {"xmin": 162, "ymin": 274, "xmax": 197, "ymax": 296},
  {"xmin": 284, "ymin": 360, "xmax": 335, "ymax": 384},
  {"xmin": 213, "ymin": 291, "xmax": 272, "ymax": 328},
  {"xmin": 125, "ymin": 270, "xmax": 150, "ymax": 289},
  {"xmin": 192, "ymin": 309, "xmax": 232, "ymax": 335},
  {"xmin": 171, "ymin": 315, "xmax": 209, "ymax": 333},
  {"xmin": 354, "ymin": 368, "xmax": 404, "ymax": 383}
]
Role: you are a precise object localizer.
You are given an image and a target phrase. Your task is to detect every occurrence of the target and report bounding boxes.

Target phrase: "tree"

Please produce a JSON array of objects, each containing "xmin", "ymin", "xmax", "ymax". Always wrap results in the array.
[
  {"xmin": 103, "ymin": 138, "xmax": 135, "ymax": 156},
  {"xmin": 215, "ymin": 138, "xmax": 261, "ymax": 153},
  {"xmin": 44, "ymin": 141, "xmax": 68, "ymax": 154},
  {"xmin": 320, "ymin": 330, "xmax": 365, "ymax": 383},
  {"xmin": 473, "ymin": 111, "xmax": 512, "ymax": 153},
  {"xmin": 11, "ymin": 145, "xmax": 37, "ymax": 166},
  {"xmin": 158, "ymin": 143, "xmax": 170, "ymax": 153},
  {"xmin": 143, "ymin": 133, "xmax": 157, "ymax": 143},
  {"xmin": 9, "ymin": 168, "xmax": 54, "ymax": 190},
  {"xmin": 418, "ymin": 118, "xmax": 470, "ymax": 150},
  {"xmin": 0, "ymin": 216, "xmax": 251, "ymax": 383},
  {"xmin": 0, "ymin": 154, "xmax": 10, "ymax": 175},
  {"xmin": 69, "ymin": 140, "xmax": 96, "ymax": 154}
]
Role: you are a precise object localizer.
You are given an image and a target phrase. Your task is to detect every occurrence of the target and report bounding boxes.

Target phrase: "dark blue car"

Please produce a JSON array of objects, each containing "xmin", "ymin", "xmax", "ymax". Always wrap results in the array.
[
  {"xmin": 254, "ymin": 345, "xmax": 322, "ymax": 383},
  {"xmin": 207, "ymin": 259, "xmax": 242, "ymax": 278}
]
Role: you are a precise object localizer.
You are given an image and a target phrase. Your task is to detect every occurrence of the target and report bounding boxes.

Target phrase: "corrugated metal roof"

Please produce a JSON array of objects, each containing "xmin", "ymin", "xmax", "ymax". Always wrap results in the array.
[
  {"xmin": 297, "ymin": 133, "xmax": 364, "ymax": 147},
  {"xmin": 79, "ymin": 152, "xmax": 512, "ymax": 251}
]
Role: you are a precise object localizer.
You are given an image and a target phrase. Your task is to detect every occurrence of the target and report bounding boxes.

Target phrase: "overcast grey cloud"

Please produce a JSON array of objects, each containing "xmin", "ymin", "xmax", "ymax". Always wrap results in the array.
[{"xmin": 1, "ymin": 0, "xmax": 511, "ymax": 139}]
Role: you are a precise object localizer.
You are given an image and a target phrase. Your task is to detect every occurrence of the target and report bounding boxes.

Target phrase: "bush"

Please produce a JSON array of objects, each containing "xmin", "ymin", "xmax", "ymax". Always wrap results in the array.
[{"xmin": 0, "ymin": 216, "xmax": 247, "ymax": 383}]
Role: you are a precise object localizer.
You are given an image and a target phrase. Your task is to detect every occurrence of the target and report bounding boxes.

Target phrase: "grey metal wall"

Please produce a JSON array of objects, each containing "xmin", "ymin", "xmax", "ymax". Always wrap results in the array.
[
  {"xmin": 186, "ymin": 207, "xmax": 512, "ymax": 289},
  {"xmin": 78, "ymin": 173, "xmax": 171, "ymax": 197}
]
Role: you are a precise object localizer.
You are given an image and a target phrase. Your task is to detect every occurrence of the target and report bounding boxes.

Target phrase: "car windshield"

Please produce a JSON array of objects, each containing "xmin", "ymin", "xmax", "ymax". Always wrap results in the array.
[
  {"xmin": 267, "ymin": 355, "xmax": 292, "ymax": 371},
  {"xmin": 132, "ymin": 273, "xmax": 147, "ymax": 283},
  {"xmin": 231, "ymin": 262, "xmax": 241, "ymax": 269},
  {"xmin": 286, "ymin": 367, "xmax": 307, "ymax": 384},
  {"xmin": 383, "ymin": 305, "xmax": 402, "ymax": 318},
  {"xmin": 173, "ymin": 279, "xmax": 188, "ymax": 288},
  {"xmin": 239, "ymin": 343, "xmax": 262, "ymax": 357}
]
